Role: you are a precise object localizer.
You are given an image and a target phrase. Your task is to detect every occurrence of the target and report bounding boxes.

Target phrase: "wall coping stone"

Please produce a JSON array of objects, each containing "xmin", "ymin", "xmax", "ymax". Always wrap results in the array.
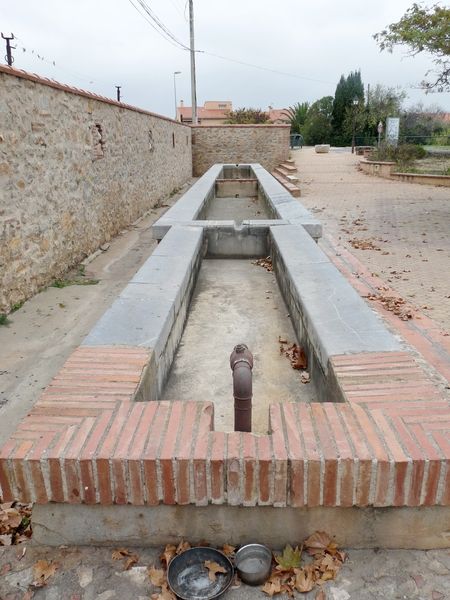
[{"xmin": 0, "ymin": 65, "xmax": 189, "ymax": 127}]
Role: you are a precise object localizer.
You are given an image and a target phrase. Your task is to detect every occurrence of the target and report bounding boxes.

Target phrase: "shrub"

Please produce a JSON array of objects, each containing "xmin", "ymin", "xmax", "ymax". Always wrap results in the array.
[{"xmin": 372, "ymin": 143, "xmax": 426, "ymax": 163}]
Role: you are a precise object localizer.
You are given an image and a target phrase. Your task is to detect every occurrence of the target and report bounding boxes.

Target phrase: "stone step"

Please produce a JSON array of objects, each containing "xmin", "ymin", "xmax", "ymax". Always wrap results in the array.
[
  {"xmin": 271, "ymin": 171, "xmax": 301, "ymax": 197},
  {"xmin": 280, "ymin": 162, "xmax": 297, "ymax": 173},
  {"xmin": 286, "ymin": 174, "xmax": 299, "ymax": 183},
  {"xmin": 285, "ymin": 158, "xmax": 295, "ymax": 165},
  {"xmin": 274, "ymin": 166, "xmax": 290, "ymax": 178}
]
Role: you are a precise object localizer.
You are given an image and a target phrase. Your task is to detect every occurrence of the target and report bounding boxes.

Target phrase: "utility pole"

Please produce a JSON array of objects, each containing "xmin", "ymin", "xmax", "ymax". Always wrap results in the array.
[
  {"xmin": 1, "ymin": 33, "xmax": 15, "ymax": 67},
  {"xmin": 189, "ymin": 0, "xmax": 198, "ymax": 125},
  {"xmin": 115, "ymin": 86, "xmax": 121, "ymax": 102}
]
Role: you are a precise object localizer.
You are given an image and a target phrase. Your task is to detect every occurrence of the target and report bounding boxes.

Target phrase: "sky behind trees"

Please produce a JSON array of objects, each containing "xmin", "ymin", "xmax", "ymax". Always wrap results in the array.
[{"xmin": 2, "ymin": 0, "xmax": 449, "ymax": 117}]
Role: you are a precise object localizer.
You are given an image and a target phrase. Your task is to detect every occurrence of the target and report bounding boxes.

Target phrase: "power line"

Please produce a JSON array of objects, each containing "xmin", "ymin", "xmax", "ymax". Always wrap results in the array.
[
  {"xmin": 128, "ymin": 0, "xmax": 190, "ymax": 50},
  {"xmin": 126, "ymin": 0, "xmax": 333, "ymax": 86},
  {"xmin": 199, "ymin": 50, "xmax": 334, "ymax": 85}
]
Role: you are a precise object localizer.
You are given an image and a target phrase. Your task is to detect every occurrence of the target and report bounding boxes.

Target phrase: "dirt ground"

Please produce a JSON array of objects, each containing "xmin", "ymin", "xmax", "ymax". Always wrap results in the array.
[{"xmin": 1, "ymin": 154, "xmax": 450, "ymax": 599}]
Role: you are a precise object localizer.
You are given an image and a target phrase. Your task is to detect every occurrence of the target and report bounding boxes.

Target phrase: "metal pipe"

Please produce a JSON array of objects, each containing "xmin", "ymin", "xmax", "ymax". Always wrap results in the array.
[{"xmin": 230, "ymin": 344, "xmax": 253, "ymax": 432}]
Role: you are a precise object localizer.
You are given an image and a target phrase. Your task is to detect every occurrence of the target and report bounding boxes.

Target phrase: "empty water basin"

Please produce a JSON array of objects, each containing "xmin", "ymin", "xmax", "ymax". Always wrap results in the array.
[{"xmin": 162, "ymin": 258, "xmax": 317, "ymax": 434}]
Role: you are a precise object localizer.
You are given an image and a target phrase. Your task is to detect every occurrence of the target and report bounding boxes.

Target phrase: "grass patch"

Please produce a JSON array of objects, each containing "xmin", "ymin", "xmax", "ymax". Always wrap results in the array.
[
  {"xmin": 51, "ymin": 263, "xmax": 99, "ymax": 288},
  {"xmin": 51, "ymin": 277, "xmax": 99, "ymax": 288},
  {"xmin": 11, "ymin": 301, "xmax": 24, "ymax": 312},
  {"xmin": 0, "ymin": 314, "xmax": 10, "ymax": 326}
]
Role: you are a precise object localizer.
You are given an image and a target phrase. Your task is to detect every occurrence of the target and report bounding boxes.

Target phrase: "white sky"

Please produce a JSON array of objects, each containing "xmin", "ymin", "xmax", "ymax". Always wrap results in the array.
[{"xmin": 1, "ymin": 0, "xmax": 449, "ymax": 118}]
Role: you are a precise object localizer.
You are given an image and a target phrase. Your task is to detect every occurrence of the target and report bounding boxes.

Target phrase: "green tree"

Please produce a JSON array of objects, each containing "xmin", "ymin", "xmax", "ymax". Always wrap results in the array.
[
  {"xmin": 302, "ymin": 96, "xmax": 333, "ymax": 145},
  {"xmin": 225, "ymin": 108, "xmax": 269, "ymax": 124},
  {"xmin": 331, "ymin": 70, "xmax": 365, "ymax": 145},
  {"xmin": 401, "ymin": 102, "xmax": 447, "ymax": 142},
  {"xmin": 347, "ymin": 84, "xmax": 406, "ymax": 143},
  {"xmin": 374, "ymin": 3, "xmax": 450, "ymax": 92},
  {"xmin": 283, "ymin": 102, "xmax": 310, "ymax": 134}
]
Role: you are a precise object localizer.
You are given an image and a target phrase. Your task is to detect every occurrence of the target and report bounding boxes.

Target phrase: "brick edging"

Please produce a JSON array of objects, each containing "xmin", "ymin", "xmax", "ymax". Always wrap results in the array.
[{"xmin": 0, "ymin": 347, "xmax": 449, "ymax": 508}]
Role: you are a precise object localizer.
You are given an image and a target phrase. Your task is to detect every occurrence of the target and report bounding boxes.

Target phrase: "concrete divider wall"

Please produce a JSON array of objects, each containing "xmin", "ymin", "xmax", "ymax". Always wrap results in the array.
[
  {"xmin": 191, "ymin": 125, "xmax": 290, "ymax": 176},
  {"xmin": 0, "ymin": 66, "xmax": 193, "ymax": 313}
]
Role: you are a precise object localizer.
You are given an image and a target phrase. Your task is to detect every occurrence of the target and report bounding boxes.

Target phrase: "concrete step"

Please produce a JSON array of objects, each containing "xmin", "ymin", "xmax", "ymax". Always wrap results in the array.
[
  {"xmin": 271, "ymin": 171, "xmax": 301, "ymax": 197},
  {"xmin": 286, "ymin": 174, "xmax": 299, "ymax": 184},
  {"xmin": 275, "ymin": 166, "xmax": 290, "ymax": 178},
  {"xmin": 285, "ymin": 158, "xmax": 295, "ymax": 165},
  {"xmin": 280, "ymin": 162, "xmax": 297, "ymax": 173}
]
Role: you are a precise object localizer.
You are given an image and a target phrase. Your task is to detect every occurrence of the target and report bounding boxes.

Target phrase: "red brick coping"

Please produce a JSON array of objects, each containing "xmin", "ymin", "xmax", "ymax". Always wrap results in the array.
[{"xmin": 0, "ymin": 347, "xmax": 449, "ymax": 508}]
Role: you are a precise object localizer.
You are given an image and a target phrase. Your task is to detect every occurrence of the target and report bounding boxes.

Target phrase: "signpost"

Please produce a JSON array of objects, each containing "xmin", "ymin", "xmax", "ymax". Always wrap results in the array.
[{"xmin": 386, "ymin": 117, "xmax": 400, "ymax": 147}]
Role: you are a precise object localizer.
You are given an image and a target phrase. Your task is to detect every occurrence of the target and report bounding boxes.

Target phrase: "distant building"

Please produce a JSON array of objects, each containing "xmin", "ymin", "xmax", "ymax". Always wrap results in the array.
[
  {"xmin": 267, "ymin": 106, "xmax": 290, "ymax": 125},
  {"xmin": 176, "ymin": 100, "xmax": 232, "ymax": 124},
  {"xmin": 176, "ymin": 101, "xmax": 291, "ymax": 125}
]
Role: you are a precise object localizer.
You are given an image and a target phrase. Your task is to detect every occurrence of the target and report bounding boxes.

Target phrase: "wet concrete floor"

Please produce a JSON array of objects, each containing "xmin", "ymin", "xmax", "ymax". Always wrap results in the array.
[
  {"xmin": 203, "ymin": 195, "xmax": 268, "ymax": 223},
  {"xmin": 162, "ymin": 259, "xmax": 316, "ymax": 433}
]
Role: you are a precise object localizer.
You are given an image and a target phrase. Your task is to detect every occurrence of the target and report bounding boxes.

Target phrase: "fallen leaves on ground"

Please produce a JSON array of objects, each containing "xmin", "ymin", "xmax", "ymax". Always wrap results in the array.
[
  {"xmin": 0, "ymin": 501, "xmax": 32, "ymax": 546},
  {"xmin": 204, "ymin": 560, "xmax": 227, "ymax": 581},
  {"xmin": 111, "ymin": 547, "xmax": 139, "ymax": 570},
  {"xmin": 275, "ymin": 544, "xmax": 302, "ymax": 570},
  {"xmin": 349, "ymin": 238, "xmax": 381, "ymax": 251},
  {"xmin": 365, "ymin": 292, "xmax": 414, "ymax": 320},
  {"xmin": 262, "ymin": 532, "xmax": 346, "ymax": 597},
  {"xmin": 253, "ymin": 256, "xmax": 273, "ymax": 272},
  {"xmin": 222, "ymin": 543, "xmax": 236, "ymax": 556},
  {"xmin": 32, "ymin": 559, "xmax": 58, "ymax": 588},
  {"xmin": 149, "ymin": 566, "xmax": 166, "ymax": 587},
  {"xmin": 151, "ymin": 583, "xmax": 176, "ymax": 600},
  {"xmin": 279, "ymin": 338, "xmax": 309, "ymax": 381}
]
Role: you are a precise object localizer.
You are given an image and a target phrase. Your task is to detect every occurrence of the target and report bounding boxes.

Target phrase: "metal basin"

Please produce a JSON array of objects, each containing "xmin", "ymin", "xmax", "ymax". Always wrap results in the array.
[
  {"xmin": 167, "ymin": 547, "xmax": 234, "ymax": 600},
  {"xmin": 234, "ymin": 543, "xmax": 272, "ymax": 586}
]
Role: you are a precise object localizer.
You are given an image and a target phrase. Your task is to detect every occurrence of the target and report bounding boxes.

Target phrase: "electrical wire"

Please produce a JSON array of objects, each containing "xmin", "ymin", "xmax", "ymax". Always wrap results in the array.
[
  {"xmin": 127, "ymin": 0, "xmax": 190, "ymax": 50},
  {"xmin": 127, "ymin": 0, "xmax": 333, "ymax": 85},
  {"xmin": 199, "ymin": 50, "xmax": 334, "ymax": 85},
  {"xmin": 129, "ymin": 0, "xmax": 190, "ymax": 50}
]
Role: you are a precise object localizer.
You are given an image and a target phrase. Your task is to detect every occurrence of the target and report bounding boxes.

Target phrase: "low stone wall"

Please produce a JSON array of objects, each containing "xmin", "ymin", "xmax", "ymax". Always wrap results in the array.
[
  {"xmin": 391, "ymin": 172, "xmax": 450, "ymax": 187},
  {"xmin": 359, "ymin": 159, "xmax": 395, "ymax": 178},
  {"xmin": 191, "ymin": 125, "xmax": 290, "ymax": 176},
  {"xmin": 360, "ymin": 159, "xmax": 450, "ymax": 187},
  {"xmin": 0, "ymin": 66, "xmax": 192, "ymax": 312}
]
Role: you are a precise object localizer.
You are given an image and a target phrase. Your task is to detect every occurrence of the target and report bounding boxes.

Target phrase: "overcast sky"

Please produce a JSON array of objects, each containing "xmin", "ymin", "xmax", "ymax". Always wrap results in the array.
[{"xmin": 2, "ymin": 0, "xmax": 449, "ymax": 117}]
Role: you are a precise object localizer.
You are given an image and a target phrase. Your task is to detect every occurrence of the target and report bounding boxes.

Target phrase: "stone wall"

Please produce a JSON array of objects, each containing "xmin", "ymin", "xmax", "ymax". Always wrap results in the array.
[
  {"xmin": 191, "ymin": 124, "xmax": 290, "ymax": 176},
  {"xmin": 0, "ymin": 66, "xmax": 192, "ymax": 312}
]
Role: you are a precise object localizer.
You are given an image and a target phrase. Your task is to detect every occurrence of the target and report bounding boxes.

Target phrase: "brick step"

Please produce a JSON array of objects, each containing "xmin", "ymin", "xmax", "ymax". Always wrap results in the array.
[
  {"xmin": 274, "ymin": 166, "xmax": 291, "ymax": 178},
  {"xmin": 280, "ymin": 162, "xmax": 297, "ymax": 173},
  {"xmin": 271, "ymin": 171, "xmax": 301, "ymax": 197}
]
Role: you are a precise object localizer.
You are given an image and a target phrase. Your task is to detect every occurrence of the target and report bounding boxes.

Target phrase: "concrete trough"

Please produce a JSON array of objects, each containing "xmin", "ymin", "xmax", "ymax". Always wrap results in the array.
[{"xmin": 1, "ymin": 163, "xmax": 449, "ymax": 549}]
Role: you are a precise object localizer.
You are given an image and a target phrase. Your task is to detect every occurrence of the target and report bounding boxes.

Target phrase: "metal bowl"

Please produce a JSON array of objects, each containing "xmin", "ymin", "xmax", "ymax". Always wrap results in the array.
[
  {"xmin": 167, "ymin": 547, "xmax": 234, "ymax": 600},
  {"xmin": 234, "ymin": 543, "xmax": 273, "ymax": 586}
]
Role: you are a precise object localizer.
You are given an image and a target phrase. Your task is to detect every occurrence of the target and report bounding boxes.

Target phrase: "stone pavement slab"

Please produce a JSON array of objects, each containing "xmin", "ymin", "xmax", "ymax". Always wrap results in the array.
[{"xmin": 1, "ymin": 544, "xmax": 450, "ymax": 599}]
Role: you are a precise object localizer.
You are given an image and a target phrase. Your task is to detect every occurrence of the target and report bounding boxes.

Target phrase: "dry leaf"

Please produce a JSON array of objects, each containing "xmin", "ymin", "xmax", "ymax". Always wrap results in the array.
[
  {"xmin": 0, "ymin": 533, "xmax": 12, "ymax": 546},
  {"xmin": 293, "ymin": 567, "xmax": 315, "ymax": 593},
  {"xmin": 149, "ymin": 566, "xmax": 166, "ymax": 587},
  {"xmin": 176, "ymin": 540, "xmax": 191, "ymax": 555},
  {"xmin": 204, "ymin": 560, "xmax": 227, "ymax": 582},
  {"xmin": 222, "ymin": 543, "xmax": 236, "ymax": 556},
  {"xmin": 112, "ymin": 548, "xmax": 133, "ymax": 560},
  {"xmin": 316, "ymin": 589, "xmax": 326, "ymax": 600},
  {"xmin": 32, "ymin": 559, "xmax": 58, "ymax": 587},
  {"xmin": 304, "ymin": 531, "xmax": 332, "ymax": 555},
  {"xmin": 160, "ymin": 544, "xmax": 177, "ymax": 567},
  {"xmin": 262, "ymin": 575, "xmax": 282, "ymax": 596},
  {"xmin": 124, "ymin": 554, "xmax": 138, "ymax": 570},
  {"xmin": 151, "ymin": 583, "xmax": 176, "ymax": 600}
]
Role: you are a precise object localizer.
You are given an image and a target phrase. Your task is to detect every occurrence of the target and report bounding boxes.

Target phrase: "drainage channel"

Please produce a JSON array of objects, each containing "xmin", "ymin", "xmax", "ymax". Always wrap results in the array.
[{"xmin": 162, "ymin": 258, "xmax": 317, "ymax": 434}]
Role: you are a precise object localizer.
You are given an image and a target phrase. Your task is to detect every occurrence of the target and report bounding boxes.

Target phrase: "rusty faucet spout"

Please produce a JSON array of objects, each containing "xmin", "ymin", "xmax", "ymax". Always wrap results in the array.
[{"xmin": 230, "ymin": 343, "xmax": 253, "ymax": 432}]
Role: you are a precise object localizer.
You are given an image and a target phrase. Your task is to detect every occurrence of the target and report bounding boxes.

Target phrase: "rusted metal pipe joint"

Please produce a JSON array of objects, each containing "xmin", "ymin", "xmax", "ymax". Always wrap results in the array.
[{"xmin": 230, "ymin": 344, "xmax": 253, "ymax": 432}]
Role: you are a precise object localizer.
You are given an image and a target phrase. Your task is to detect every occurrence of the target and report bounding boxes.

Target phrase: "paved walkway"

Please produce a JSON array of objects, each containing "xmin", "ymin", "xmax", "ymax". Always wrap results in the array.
[
  {"xmin": 1, "ymin": 156, "xmax": 450, "ymax": 598},
  {"xmin": 293, "ymin": 147, "xmax": 450, "ymax": 331}
]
